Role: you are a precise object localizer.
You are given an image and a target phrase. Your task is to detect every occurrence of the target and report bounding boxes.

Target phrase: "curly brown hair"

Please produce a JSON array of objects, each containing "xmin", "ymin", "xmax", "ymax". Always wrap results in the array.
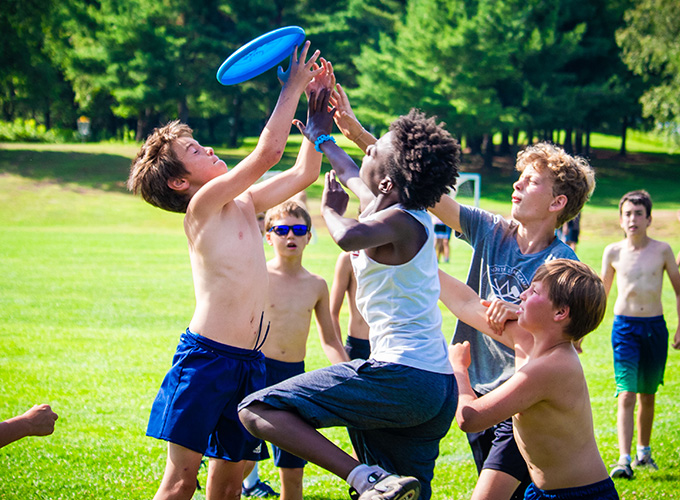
[
  {"xmin": 516, "ymin": 143, "xmax": 595, "ymax": 228},
  {"xmin": 127, "ymin": 120, "xmax": 193, "ymax": 213},
  {"xmin": 385, "ymin": 109, "xmax": 460, "ymax": 210}
]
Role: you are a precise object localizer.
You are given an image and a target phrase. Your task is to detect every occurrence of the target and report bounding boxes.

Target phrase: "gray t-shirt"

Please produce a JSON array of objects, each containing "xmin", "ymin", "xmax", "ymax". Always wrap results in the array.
[{"xmin": 453, "ymin": 205, "xmax": 578, "ymax": 394}]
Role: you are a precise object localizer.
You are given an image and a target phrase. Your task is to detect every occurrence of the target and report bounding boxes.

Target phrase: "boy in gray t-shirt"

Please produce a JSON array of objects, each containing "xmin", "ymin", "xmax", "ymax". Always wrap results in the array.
[{"xmin": 432, "ymin": 143, "xmax": 595, "ymax": 500}]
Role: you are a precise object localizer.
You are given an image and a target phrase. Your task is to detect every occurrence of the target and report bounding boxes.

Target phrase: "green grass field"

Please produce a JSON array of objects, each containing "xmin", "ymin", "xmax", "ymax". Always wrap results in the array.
[{"xmin": 1, "ymin": 135, "xmax": 679, "ymax": 499}]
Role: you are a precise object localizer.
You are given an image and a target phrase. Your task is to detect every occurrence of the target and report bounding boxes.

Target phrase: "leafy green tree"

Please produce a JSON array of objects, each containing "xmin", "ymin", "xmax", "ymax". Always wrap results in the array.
[
  {"xmin": 0, "ymin": 0, "xmax": 76, "ymax": 129},
  {"xmin": 617, "ymin": 0, "xmax": 680, "ymax": 144}
]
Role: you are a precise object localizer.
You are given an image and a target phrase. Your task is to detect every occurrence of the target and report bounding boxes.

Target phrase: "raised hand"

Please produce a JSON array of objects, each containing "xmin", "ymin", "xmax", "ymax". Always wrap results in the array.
[
  {"xmin": 329, "ymin": 83, "xmax": 364, "ymax": 141},
  {"xmin": 482, "ymin": 299, "xmax": 519, "ymax": 335},
  {"xmin": 277, "ymin": 41, "xmax": 323, "ymax": 93},
  {"xmin": 305, "ymin": 58, "xmax": 336, "ymax": 100},
  {"xmin": 448, "ymin": 341, "xmax": 472, "ymax": 371},
  {"xmin": 293, "ymin": 88, "xmax": 335, "ymax": 143},
  {"xmin": 321, "ymin": 171, "xmax": 349, "ymax": 218}
]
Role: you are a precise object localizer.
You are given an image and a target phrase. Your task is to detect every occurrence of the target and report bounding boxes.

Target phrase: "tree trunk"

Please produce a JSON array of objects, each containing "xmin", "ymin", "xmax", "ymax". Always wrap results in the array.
[
  {"xmin": 564, "ymin": 127, "xmax": 573, "ymax": 153},
  {"xmin": 575, "ymin": 129, "xmax": 583, "ymax": 155},
  {"xmin": 585, "ymin": 123, "xmax": 591, "ymax": 157},
  {"xmin": 620, "ymin": 115, "xmax": 628, "ymax": 156},
  {"xmin": 512, "ymin": 128, "xmax": 520, "ymax": 157},
  {"xmin": 467, "ymin": 134, "xmax": 483, "ymax": 155},
  {"xmin": 178, "ymin": 98, "xmax": 189, "ymax": 124},
  {"xmin": 482, "ymin": 133, "xmax": 494, "ymax": 171},
  {"xmin": 228, "ymin": 94, "xmax": 242, "ymax": 148},
  {"xmin": 499, "ymin": 130, "xmax": 511, "ymax": 156},
  {"xmin": 526, "ymin": 128, "xmax": 534, "ymax": 146}
]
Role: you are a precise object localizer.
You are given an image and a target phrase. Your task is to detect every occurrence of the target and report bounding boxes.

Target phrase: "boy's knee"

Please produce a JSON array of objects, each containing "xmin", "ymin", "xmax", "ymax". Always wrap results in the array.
[{"xmin": 238, "ymin": 402, "xmax": 266, "ymax": 435}]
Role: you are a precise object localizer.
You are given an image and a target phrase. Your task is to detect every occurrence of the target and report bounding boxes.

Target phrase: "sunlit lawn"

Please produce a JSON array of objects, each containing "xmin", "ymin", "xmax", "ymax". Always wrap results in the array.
[{"xmin": 0, "ymin": 136, "xmax": 679, "ymax": 499}]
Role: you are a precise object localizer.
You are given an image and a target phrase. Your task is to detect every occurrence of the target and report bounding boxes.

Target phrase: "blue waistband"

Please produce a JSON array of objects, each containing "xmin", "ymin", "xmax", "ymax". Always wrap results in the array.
[
  {"xmin": 183, "ymin": 329, "xmax": 264, "ymax": 361},
  {"xmin": 614, "ymin": 315, "xmax": 664, "ymax": 323},
  {"xmin": 264, "ymin": 357, "xmax": 305, "ymax": 371}
]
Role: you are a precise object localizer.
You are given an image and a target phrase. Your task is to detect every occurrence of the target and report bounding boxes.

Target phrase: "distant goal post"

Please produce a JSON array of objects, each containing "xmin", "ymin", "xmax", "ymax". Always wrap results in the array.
[{"xmin": 451, "ymin": 172, "xmax": 481, "ymax": 207}]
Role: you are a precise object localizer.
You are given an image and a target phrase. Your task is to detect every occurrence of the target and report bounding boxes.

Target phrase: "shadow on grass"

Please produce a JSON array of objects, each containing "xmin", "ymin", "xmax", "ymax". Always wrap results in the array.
[
  {"xmin": 0, "ymin": 149, "xmax": 135, "ymax": 192},
  {"xmin": 1, "ymin": 147, "xmax": 677, "ymax": 208},
  {"xmin": 0, "ymin": 148, "xmax": 310, "ymax": 194}
]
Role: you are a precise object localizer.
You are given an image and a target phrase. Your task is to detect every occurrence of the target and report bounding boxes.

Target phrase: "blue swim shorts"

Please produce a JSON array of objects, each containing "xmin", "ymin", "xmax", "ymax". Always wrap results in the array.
[
  {"xmin": 467, "ymin": 416, "xmax": 531, "ymax": 486},
  {"xmin": 524, "ymin": 478, "xmax": 619, "ymax": 500},
  {"xmin": 147, "ymin": 330, "xmax": 269, "ymax": 461},
  {"xmin": 344, "ymin": 335, "xmax": 371, "ymax": 361},
  {"xmin": 264, "ymin": 357, "xmax": 307, "ymax": 469},
  {"xmin": 611, "ymin": 315, "xmax": 668, "ymax": 396},
  {"xmin": 240, "ymin": 359, "xmax": 457, "ymax": 500}
]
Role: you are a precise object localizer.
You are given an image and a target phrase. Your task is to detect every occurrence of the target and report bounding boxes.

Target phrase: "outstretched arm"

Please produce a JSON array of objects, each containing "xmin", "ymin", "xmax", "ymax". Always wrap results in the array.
[
  {"xmin": 189, "ymin": 42, "xmax": 322, "ymax": 220},
  {"xmin": 249, "ymin": 86, "xmax": 331, "ymax": 213},
  {"xmin": 329, "ymin": 83, "xmax": 377, "ymax": 153},
  {"xmin": 439, "ymin": 269, "xmax": 518, "ymax": 349},
  {"xmin": 0, "ymin": 404, "xmax": 58, "ymax": 448}
]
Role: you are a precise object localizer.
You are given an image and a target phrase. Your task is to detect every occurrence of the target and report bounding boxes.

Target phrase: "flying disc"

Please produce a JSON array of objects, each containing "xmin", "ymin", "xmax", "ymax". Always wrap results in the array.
[{"xmin": 217, "ymin": 26, "xmax": 306, "ymax": 85}]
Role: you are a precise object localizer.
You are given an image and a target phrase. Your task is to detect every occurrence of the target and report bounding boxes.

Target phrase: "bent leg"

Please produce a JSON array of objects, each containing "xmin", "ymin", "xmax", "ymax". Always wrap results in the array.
[
  {"xmin": 153, "ymin": 442, "xmax": 203, "ymax": 500},
  {"xmin": 240, "ymin": 402, "xmax": 359, "ymax": 480}
]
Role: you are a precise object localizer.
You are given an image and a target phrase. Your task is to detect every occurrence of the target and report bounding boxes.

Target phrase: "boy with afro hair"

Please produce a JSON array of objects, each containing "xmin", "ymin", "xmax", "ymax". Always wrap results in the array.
[{"xmin": 240, "ymin": 108, "xmax": 460, "ymax": 500}]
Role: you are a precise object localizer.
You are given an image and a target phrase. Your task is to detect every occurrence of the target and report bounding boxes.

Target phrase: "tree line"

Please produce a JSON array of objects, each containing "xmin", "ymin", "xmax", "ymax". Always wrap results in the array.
[{"xmin": 1, "ymin": 0, "xmax": 678, "ymax": 162}]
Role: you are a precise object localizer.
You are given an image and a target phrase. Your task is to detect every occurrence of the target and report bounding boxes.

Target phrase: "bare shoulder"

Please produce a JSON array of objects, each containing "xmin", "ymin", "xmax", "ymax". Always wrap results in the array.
[
  {"xmin": 306, "ymin": 269, "xmax": 330, "ymax": 297},
  {"xmin": 649, "ymin": 238, "xmax": 673, "ymax": 253},
  {"xmin": 603, "ymin": 240, "xmax": 624, "ymax": 255}
]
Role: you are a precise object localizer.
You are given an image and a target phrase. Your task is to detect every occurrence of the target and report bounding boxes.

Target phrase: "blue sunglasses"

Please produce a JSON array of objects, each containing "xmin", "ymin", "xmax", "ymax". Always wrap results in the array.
[{"xmin": 268, "ymin": 224, "xmax": 309, "ymax": 237}]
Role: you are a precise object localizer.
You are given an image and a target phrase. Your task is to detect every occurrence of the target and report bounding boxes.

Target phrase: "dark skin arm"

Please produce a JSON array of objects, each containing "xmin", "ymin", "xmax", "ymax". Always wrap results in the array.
[{"xmin": 321, "ymin": 171, "xmax": 425, "ymax": 264}]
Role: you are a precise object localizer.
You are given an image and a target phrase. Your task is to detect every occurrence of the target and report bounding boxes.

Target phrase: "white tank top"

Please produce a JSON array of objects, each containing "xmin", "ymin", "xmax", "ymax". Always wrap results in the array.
[{"xmin": 351, "ymin": 204, "xmax": 452, "ymax": 374}]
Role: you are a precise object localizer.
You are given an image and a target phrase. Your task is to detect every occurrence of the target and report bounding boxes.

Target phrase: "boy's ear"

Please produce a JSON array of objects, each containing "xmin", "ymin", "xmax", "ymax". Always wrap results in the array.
[
  {"xmin": 553, "ymin": 305, "xmax": 570, "ymax": 323},
  {"xmin": 167, "ymin": 177, "xmax": 189, "ymax": 192},
  {"xmin": 265, "ymin": 232, "xmax": 273, "ymax": 246},
  {"xmin": 549, "ymin": 194, "xmax": 568, "ymax": 213},
  {"xmin": 378, "ymin": 176, "xmax": 394, "ymax": 195}
]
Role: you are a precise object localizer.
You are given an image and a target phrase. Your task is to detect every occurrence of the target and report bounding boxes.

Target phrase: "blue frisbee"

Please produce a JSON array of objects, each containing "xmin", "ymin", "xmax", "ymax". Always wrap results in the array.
[{"xmin": 217, "ymin": 26, "xmax": 306, "ymax": 85}]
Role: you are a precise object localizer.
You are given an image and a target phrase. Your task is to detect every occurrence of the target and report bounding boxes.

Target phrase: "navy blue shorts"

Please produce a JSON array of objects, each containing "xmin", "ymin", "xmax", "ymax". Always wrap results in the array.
[
  {"xmin": 264, "ymin": 357, "xmax": 307, "ymax": 469},
  {"xmin": 147, "ymin": 330, "xmax": 269, "ymax": 461},
  {"xmin": 240, "ymin": 359, "xmax": 457, "ymax": 500},
  {"xmin": 467, "ymin": 416, "xmax": 531, "ymax": 498},
  {"xmin": 612, "ymin": 315, "xmax": 668, "ymax": 395},
  {"xmin": 524, "ymin": 478, "xmax": 619, "ymax": 500},
  {"xmin": 344, "ymin": 335, "xmax": 371, "ymax": 361}
]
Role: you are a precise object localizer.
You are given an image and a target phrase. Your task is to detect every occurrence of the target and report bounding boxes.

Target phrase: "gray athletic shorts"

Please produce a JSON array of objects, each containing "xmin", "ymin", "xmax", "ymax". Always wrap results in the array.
[{"xmin": 239, "ymin": 359, "xmax": 458, "ymax": 500}]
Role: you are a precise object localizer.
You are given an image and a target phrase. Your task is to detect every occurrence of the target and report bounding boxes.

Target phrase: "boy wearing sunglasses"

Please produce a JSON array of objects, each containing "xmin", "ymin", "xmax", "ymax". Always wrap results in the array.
[
  {"xmin": 126, "ymin": 44, "xmax": 333, "ymax": 500},
  {"xmin": 252, "ymin": 200, "xmax": 349, "ymax": 500},
  {"xmin": 240, "ymin": 108, "xmax": 461, "ymax": 500},
  {"xmin": 262, "ymin": 200, "xmax": 349, "ymax": 500}
]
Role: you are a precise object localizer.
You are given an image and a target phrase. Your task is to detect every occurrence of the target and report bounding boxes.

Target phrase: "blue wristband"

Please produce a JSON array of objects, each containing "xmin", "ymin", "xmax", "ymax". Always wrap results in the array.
[{"xmin": 314, "ymin": 134, "xmax": 336, "ymax": 152}]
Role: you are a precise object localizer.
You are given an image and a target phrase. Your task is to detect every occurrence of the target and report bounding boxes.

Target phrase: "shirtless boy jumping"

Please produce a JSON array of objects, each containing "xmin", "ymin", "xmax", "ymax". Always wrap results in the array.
[{"xmin": 127, "ymin": 43, "xmax": 329, "ymax": 500}]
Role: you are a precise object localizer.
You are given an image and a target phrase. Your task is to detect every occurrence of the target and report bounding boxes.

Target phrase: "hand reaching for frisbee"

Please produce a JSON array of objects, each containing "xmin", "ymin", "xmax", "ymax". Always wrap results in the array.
[
  {"xmin": 293, "ymin": 87, "xmax": 335, "ymax": 145},
  {"xmin": 276, "ymin": 40, "xmax": 323, "ymax": 94}
]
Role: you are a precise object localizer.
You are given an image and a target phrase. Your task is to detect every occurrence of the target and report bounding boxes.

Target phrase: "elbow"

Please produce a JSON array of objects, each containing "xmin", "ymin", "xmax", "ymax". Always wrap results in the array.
[
  {"xmin": 254, "ymin": 145, "xmax": 285, "ymax": 169},
  {"xmin": 456, "ymin": 409, "xmax": 484, "ymax": 434}
]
